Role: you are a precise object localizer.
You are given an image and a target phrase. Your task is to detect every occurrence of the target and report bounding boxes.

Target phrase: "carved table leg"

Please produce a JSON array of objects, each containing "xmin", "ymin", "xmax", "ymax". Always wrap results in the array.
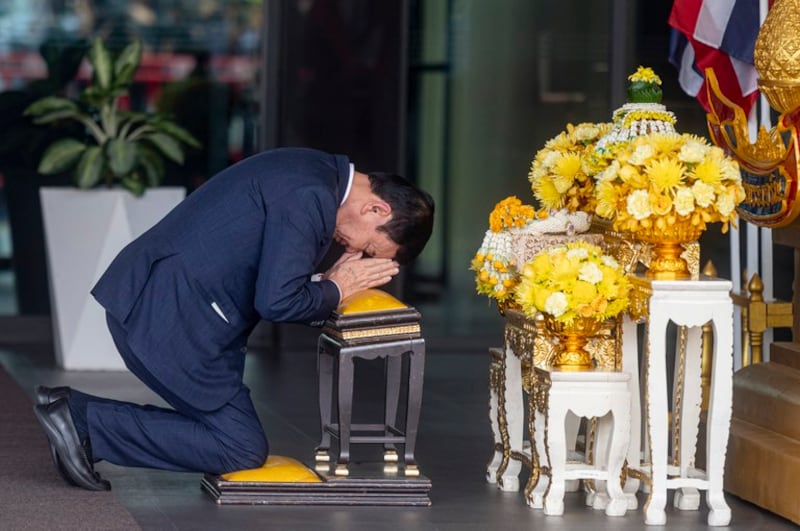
[
  {"xmin": 486, "ymin": 348, "xmax": 504, "ymax": 483},
  {"xmin": 496, "ymin": 344, "xmax": 524, "ymax": 491}
]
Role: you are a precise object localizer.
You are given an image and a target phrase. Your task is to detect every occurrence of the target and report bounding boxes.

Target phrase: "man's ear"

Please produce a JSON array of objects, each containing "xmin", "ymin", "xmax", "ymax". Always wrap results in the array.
[{"xmin": 362, "ymin": 200, "xmax": 392, "ymax": 218}]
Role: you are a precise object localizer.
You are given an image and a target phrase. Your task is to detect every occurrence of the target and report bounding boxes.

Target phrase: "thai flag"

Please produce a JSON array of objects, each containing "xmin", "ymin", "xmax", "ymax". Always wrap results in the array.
[{"xmin": 668, "ymin": 0, "xmax": 764, "ymax": 116}]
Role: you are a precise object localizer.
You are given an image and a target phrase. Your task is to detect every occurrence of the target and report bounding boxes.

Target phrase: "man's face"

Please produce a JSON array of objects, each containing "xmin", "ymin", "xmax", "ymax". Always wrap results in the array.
[{"xmin": 333, "ymin": 218, "xmax": 399, "ymax": 259}]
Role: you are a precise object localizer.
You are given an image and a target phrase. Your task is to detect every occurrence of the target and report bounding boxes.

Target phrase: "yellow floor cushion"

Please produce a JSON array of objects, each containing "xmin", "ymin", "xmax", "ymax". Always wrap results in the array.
[{"xmin": 221, "ymin": 455, "xmax": 322, "ymax": 483}]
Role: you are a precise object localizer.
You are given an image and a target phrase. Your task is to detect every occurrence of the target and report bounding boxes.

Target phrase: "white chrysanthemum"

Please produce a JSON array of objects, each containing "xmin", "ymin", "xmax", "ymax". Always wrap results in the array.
[
  {"xmin": 566, "ymin": 247, "xmax": 589, "ymax": 260},
  {"xmin": 678, "ymin": 140, "xmax": 707, "ymax": 164},
  {"xmin": 692, "ymin": 181, "xmax": 715, "ymax": 207},
  {"xmin": 575, "ymin": 124, "xmax": 600, "ymax": 142},
  {"xmin": 628, "ymin": 144, "xmax": 655, "ymax": 166},
  {"xmin": 674, "ymin": 187, "xmax": 695, "ymax": 216},
  {"xmin": 578, "ymin": 262, "xmax": 603, "ymax": 284},
  {"xmin": 601, "ymin": 255, "xmax": 620, "ymax": 269},
  {"xmin": 597, "ymin": 160, "xmax": 620, "ymax": 183},
  {"xmin": 544, "ymin": 291, "xmax": 569, "ymax": 317},
  {"xmin": 717, "ymin": 192, "xmax": 736, "ymax": 217},
  {"xmin": 720, "ymin": 160, "xmax": 742, "ymax": 183},
  {"xmin": 626, "ymin": 189, "xmax": 653, "ymax": 220},
  {"xmin": 542, "ymin": 150, "xmax": 561, "ymax": 168}
]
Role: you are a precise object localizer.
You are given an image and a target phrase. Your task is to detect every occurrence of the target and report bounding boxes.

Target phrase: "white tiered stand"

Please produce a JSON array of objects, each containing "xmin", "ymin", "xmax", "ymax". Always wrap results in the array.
[{"xmin": 623, "ymin": 275, "xmax": 734, "ymax": 526}]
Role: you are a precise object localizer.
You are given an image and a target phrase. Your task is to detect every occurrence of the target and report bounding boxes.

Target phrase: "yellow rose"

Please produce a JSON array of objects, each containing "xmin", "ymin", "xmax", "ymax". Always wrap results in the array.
[
  {"xmin": 650, "ymin": 193, "xmax": 673, "ymax": 216},
  {"xmin": 572, "ymin": 280, "xmax": 597, "ymax": 304}
]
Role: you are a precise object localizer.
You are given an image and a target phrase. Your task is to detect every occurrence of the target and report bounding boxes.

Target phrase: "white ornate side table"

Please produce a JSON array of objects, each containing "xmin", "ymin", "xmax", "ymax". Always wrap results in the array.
[
  {"xmin": 624, "ymin": 275, "xmax": 734, "ymax": 526},
  {"xmin": 487, "ymin": 307, "xmax": 621, "ymax": 492},
  {"xmin": 525, "ymin": 367, "xmax": 631, "ymax": 517}
]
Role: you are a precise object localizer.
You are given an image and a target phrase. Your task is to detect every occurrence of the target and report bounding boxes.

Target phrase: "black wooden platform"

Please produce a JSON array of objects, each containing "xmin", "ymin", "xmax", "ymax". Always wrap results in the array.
[{"xmin": 202, "ymin": 462, "xmax": 432, "ymax": 506}]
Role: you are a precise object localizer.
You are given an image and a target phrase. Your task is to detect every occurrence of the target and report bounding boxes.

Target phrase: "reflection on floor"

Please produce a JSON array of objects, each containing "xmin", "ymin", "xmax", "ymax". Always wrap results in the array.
[{"xmin": 0, "ymin": 318, "xmax": 796, "ymax": 531}]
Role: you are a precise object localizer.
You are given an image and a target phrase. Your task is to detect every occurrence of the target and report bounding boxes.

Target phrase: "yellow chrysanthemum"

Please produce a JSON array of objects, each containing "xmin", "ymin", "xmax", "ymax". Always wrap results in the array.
[
  {"xmin": 645, "ymin": 132, "xmax": 683, "ymax": 154},
  {"xmin": 628, "ymin": 66, "xmax": 662, "ymax": 85},
  {"xmin": 646, "ymin": 157, "xmax": 685, "ymax": 193},
  {"xmin": 544, "ymin": 131, "xmax": 572, "ymax": 150},
  {"xmin": 554, "ymin": 152, "xmax": 583, "ymax": 180},
  {"xmin": 532, "ymin": 177, "xmax": 564, "ymax": 209},
  {"xmin": 595, "ymin": 181, "xmax": 620, "ymax": 219},
  {"xmin": 619, "ymin": 165, "xmax": 648, "ymax": 189},
  {"xmin": 693, "ymin": 158, "xmax": 723, "ymax": 186}
]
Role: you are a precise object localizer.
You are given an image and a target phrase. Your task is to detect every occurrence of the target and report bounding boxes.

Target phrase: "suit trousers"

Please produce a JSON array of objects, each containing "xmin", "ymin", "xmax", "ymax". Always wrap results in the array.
[{"xmin": 83, "ymin": 313, "xmax": 269, "ymax": 474}]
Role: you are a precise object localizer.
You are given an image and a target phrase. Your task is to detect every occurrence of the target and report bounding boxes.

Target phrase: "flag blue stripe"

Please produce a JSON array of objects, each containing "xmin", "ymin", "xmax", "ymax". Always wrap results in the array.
[{"xmin": 719, "ymin": 0, "xmax": 759, "ymax": 64}]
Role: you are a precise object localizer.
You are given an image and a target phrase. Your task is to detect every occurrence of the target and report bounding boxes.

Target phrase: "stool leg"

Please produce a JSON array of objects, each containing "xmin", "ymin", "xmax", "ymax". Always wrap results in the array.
[
  {"xmin": 621, "ymin": 316, "xmax": 641, "ymax": 510},
  {"xmin": 543, "ymin": 400, "xmax": 567, "ymax": 516},
  {"xmin": 673, "ymin": 326, "xmax": 702, "ymax": 511},
  {"xmin": 644, "ymin": 313, "xmax": 669, "ymax": 526},
  {"xmin": 564, "ymin": 412, "xmax": 581, "ymax": 494},
  {"xmin": 383, "ymin": 355, "xmax": 402, "ymax": 462},
  {"xmin": 605, "ymin": 407, "xmax": 631, "ymax": 517},
  {"xmin": 589, "ymin": 415, "xmax": 611, "ymax": 511},
  {"xmin": 315, "ymin": 340, "xmax": 334, "ymax": 465},
  {"xmin": 403, "ymin": 343, "xmax": 425, "ymax": 476},
  {"xmin": 335, "ymin": 353, "xmax": 355, "ymax": 476},
  {"xmin": 706, "ymin": 315, "xmax": 733, "ymax": 527}
]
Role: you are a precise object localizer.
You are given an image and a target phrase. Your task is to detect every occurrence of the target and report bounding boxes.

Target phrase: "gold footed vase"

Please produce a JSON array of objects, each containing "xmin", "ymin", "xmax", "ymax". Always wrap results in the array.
[
  {"xmin": 636, "ymin": 221, "xmax": 703, "ymax": 280},
  {"xmin": 544, "ymin": 315, "xmax": 604, "ymax": 371}
]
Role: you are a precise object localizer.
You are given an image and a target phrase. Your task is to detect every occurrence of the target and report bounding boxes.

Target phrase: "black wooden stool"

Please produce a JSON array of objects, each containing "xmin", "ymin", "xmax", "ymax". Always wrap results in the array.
[{"xmin": 314, "ymin": 290, "xmax": 425, "ymax": 477}]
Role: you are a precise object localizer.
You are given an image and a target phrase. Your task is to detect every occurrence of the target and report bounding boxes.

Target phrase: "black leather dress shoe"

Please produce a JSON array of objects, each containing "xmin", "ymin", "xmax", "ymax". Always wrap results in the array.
[
  {"xmin": 34, "ymin": 385, "xmax": 70, "ymax": 406},
  {"xmin": 33, "ymin": 398, "xmax": 111, "ymax": 491},
  {"xmin": 33, "ymin": 386, "xmax": 76, "ymax": 486}
]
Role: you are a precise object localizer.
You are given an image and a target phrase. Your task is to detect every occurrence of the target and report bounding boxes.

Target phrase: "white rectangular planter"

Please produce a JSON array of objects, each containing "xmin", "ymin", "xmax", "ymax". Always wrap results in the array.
[{"xmin": 40, "ymin": 187, "xmax": 185, "ymax": 370}]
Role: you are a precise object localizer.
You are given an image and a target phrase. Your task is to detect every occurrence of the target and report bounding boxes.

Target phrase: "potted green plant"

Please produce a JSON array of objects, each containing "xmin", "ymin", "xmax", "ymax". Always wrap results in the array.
[
  {"xmin": 24, "ymin": 37, "xmax": 201, "ymax": 370},
  {"xmin": 25, "ymin": 37, "xmax": 200, "ymax": 195}
]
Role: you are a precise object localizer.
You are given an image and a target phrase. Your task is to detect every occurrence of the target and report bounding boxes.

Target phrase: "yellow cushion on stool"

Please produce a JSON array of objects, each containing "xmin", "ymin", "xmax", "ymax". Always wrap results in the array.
[
  {"xmin": 220, "ymin": 455, "xmax": 322, "ymax": 483},
  {"xmin": 338, "ymin": 289, "xmax": 408, "ymax": 314}
]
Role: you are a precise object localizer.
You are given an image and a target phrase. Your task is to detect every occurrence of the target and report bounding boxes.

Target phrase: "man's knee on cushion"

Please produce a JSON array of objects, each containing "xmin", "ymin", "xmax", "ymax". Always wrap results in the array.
[{"xmin": 213, "ymin": 433, "xmax": 269, "ymax": 474}]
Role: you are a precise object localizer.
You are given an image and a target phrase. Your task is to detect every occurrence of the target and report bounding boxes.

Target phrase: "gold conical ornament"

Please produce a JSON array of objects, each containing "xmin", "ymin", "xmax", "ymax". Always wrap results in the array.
[{"xmin": 754, "ymin": 0, "xmax": 800, "ymax": 113}]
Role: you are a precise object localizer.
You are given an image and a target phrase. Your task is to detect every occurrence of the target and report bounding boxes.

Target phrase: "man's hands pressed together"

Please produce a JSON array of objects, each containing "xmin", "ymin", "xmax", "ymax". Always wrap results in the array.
[{"xmin": 324, "ymin": 252, "xmax": 400, "ymax": 301}]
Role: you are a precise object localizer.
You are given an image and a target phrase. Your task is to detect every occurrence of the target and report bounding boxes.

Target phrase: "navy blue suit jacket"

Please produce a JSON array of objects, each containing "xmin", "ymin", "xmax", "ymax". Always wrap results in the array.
[{"xmin": 92, "ymin": 147, "xmax": 349, "ymax": 410}]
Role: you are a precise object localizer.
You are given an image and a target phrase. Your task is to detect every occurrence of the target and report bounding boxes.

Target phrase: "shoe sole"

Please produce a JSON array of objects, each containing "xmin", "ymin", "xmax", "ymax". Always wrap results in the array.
[{"xmin": 33, "ymin": 405, "xmax": 110, "ymax": 491}]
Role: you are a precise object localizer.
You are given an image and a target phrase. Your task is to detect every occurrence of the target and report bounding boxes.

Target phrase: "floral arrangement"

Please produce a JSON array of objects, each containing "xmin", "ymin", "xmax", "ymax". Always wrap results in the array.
[
  {"xmin": 593, "ymin": 132, "xmax": 745, "ymax": 235},
  {"xmin": 514, "ymin": 241, "xmax": 630, "ymax": 323},
  {"xmin": 471, "ymin": 230, "xmax": 518, "ymax": 302},
  {"xmin": 529, "ymin": 122, "xmax": 612, "ymax": 214},
  {"xmin": 471, "ymin": 196, "xmax": 548, "ymax": 302},
  {"xmin": 590, "ymin": 67, "xmax": 676, "ymax": 170},
  {"xmin": 488, "ymin": 195, "xmax": 542, "ymax": 232}
]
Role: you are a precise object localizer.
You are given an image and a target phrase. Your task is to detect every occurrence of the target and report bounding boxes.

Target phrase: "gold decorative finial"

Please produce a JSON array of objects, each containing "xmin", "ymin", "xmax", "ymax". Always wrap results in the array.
[{"xmin": 754, "ymin": 0, "xmax": 800, "ymax": 113}]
